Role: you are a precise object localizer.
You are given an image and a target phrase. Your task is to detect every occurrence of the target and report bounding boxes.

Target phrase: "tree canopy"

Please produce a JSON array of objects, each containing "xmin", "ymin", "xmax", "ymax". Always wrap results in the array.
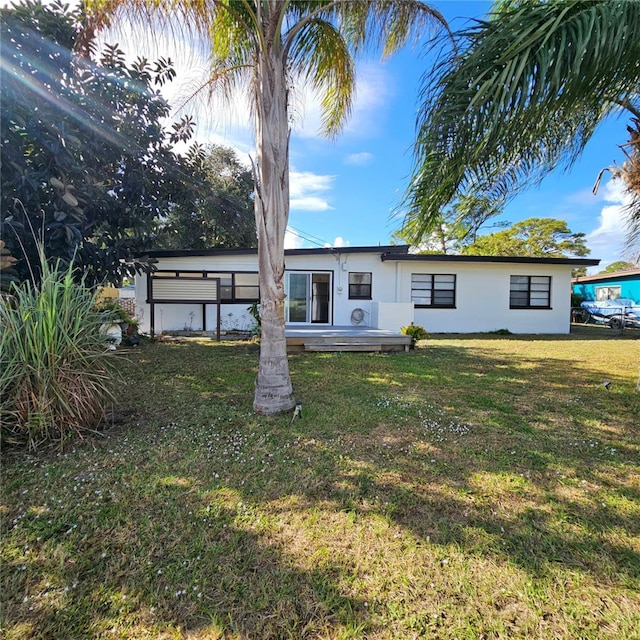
[
  {"xmin": 404, "ymin": 0, "xmax": 640, "ymax": 247},
  {"xmin": 156, "ymin": 144, "xmax": 256, "ymax": 251},
  {"xmin": 395, "ymin": 194, "xmax": 506, "ymax": 254},
  {"xmin": 463, "ymin": 218, "xmax": 590, "ymax": 259},
  {"xmin": 599, "ymin": 260, "xmax": 636, "ymax": 274},
  {"xmin": 1, "ymin": 0, "xmax": 194, "ymax": 287}
]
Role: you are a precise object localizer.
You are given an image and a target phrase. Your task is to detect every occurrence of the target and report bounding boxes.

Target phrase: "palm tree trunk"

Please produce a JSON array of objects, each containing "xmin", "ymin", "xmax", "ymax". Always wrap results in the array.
[{"xmin": 252, "ymin": 47, "xmax": 296, "ymax": 415}]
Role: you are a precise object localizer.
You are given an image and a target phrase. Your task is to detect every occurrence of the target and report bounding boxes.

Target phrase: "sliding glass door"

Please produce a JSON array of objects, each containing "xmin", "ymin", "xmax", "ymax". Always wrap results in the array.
[
  {"xmin": 286, "ymin": 273, "xmax": 309, "ymax": 323},
  {"xmin": 285, "ymin": 272, "xmax": 331, "ymax": 324}
]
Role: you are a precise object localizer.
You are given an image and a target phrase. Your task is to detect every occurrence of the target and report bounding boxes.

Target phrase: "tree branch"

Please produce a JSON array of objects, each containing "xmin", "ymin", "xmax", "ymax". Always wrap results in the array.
[
  {"xmin": 611, "ymin": 96, "xmax": 640, "ymax": 120},
  {"xmin": 282, "ymin": 0, "xmax": 341, "ymax": 57}
]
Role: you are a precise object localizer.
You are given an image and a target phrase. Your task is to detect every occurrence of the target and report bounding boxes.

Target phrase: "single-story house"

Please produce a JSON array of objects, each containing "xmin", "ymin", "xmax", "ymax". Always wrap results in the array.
[
  {"xmin": 134, "ymin": 245, "xmax": 599, "ymax": 336},
  {"xmin": 572, "ymin": 268, "xmax": 640, "ymax": 303}
]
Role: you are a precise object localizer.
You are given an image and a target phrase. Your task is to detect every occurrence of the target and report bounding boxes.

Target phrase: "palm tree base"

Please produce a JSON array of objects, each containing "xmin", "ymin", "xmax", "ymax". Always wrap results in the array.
[{"xmin": 253, "ymin": 378, "xmax": 296, "ymax": 415}]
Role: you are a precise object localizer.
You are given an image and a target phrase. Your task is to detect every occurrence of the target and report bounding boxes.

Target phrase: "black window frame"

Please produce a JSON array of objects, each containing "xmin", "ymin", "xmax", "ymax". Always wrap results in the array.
[
  {"xmin": 231, "ymin": 272, "xmax": 260, "ymax": 303},
  {"xmin": 348, "ymin": 272, "xmax": 372, "ymax": 300},
  {"xmin": 509, "ymin": 275, "xmax": 551, "ymax": 309},
  {"xmin": 411, "ymin": 273, "xmax": 456, "ymax": 308},
  {"xmin": 149, "ymin": 270, "xmax": 259, "ymax": 304}
]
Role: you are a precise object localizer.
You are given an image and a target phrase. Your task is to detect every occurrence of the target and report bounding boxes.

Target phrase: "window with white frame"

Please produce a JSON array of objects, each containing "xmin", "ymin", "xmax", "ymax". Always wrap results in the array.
[
  {"xmin": 411, "ymin": 274, "xmax": 456, "ymax": 308},
  {"xmin": 349, "ymin": 272, "xmax": 372, "ymax": 299},
  {"xmin": 595, "ymin": 285, "xmax": 621, "ymax": 301},
  {"xmin": 510, "ymin": 275, "xmax": 551, "ymax": 308}
]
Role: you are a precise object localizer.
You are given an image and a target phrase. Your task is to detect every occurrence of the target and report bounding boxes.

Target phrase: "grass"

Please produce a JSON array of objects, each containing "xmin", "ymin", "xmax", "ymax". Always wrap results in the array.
[{"xmin": 2, "ymin": 328, "xmax": 639, "ymax": 639}]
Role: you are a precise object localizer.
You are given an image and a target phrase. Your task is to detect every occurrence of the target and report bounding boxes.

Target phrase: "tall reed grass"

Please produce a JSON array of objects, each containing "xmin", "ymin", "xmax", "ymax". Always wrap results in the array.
[{"xmin": 0, "ymin": 255, "xmax": 119, "ymax": 450}]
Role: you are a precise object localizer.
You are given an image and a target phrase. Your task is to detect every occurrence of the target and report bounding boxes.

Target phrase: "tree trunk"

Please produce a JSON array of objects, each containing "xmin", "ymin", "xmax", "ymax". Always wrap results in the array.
[{"xmin": 252, "ymin": 43, "xmax": 296, "ymax": 415}]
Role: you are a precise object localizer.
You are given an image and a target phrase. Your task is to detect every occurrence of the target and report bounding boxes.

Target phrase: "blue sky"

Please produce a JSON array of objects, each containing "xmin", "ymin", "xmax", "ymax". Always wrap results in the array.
[
  {"xmin": 155, "ymin": 0, "xmax": 632, "ymax": 271},
  {"xmin": 26, "ymin": 0, "xmax": 634, "ymax": 270}
]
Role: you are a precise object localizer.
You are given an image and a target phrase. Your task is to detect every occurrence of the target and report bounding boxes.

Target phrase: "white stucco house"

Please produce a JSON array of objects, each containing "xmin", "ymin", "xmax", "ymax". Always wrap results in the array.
[{"xmin": 134, "ymin": 245, "xmax": 599, "ymax": 336}]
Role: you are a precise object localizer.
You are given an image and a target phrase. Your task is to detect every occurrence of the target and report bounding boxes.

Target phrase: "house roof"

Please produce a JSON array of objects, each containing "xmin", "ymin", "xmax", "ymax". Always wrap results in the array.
[
  {"xmin": 381, "ymin": 253, "xmax": 600, "ymax": 266},
  {"xmin": 142, "ymin": 245, "xmax": 410, "ymax": 259},
  {"xmin": 572, "ymin": 268, "xmax": 640, "ymax": 284},
  {"xmin": 141, "ymin": 244, "xmax": 600, "ymax": 266}
]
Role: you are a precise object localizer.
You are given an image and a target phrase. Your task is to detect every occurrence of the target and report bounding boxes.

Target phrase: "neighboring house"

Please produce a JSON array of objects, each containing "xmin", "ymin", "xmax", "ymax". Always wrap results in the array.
[
  {"xmin": 134, "ymin": 245, "xmax": 598, "ymax": 335},
  {"xmin": 572, "ymin": 269, "xmax": 640, "ymax": 304}
]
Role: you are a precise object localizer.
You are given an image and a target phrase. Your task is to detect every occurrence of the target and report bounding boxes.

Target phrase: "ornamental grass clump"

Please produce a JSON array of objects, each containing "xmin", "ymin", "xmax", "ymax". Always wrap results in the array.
[{"xmin": 0, "ymin": 256, "xmax": 119, "ymax": 451}]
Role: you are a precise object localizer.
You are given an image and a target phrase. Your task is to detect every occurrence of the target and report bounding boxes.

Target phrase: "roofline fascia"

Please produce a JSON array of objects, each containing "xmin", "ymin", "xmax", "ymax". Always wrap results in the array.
[
  {"xmin": 140, "ymin": 245, "xmax": 411, "ymax": 259},
  {"xmin": 572, "ymin": 269, "xmax": 640, "ymax": 283},
  {"xmin": 381, "ymin": 254, "xmax": 600, "ymax": 266}
]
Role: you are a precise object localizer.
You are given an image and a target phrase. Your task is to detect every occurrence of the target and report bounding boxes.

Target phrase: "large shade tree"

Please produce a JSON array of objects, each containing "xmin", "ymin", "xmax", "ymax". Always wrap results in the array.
[
  {"xmin": 1, "ymin": 0, "xmax": 195, "ymax": 287},
  {"xmin": 394, "ymin": 194, "xmax": 506, "ymax": 254},
  {"xmin": 85, "ymin": 0, "xmax": 446, "ymax": 415},
  {"xmin": 156, "ymin": 143, "xmax": 257, "ymax": 251},
  {"xmin": 599, "ymin": 260, "xmax": 636, "ymax": 274},
  {"xmin": 404, "ymin": 0, "xmax": 640, "ymax": 248},
  {"xmin": 462, "ymin": 217, "xmax": 589, "ymax": 258}
]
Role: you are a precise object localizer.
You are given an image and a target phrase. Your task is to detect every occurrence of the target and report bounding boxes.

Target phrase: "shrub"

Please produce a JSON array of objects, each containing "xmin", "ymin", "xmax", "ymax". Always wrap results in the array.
[
  {"xmin": 0, "ymin": 254, "xmax": 119, "ymax": 451},
  {"xmin": 96, "ymin": 300, "xmax": 139, "ymax": 334},
  {"xmin": 247, "ymin": 301, "xmax": 261, "ymax": 338},
  {"xmin": 401, "ymin": 324, "xmax": 429, "ymax": 341},
  {"xmin": 247, "ymin": 301, "xmax": 261, "ymax": 327}
]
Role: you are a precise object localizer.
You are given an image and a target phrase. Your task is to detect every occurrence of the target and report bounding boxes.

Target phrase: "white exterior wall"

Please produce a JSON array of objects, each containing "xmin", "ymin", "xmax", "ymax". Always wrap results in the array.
[
  {"xmin": 135, "ymin": 251, "xmax": 575, "ymax": 335},
  {"xmin": 370, "ymin": 302, "xmax": 414, "ymax": 331},
  {"xmin": 300, "ymin": 251, "xmax": 398, "ymax": 326},
  {"xmin": 135, "ymin": 254, "xmax": 259, "ymax": 334},
  {"xmin": 399, "ymin": 262, "xmax": 572, "ymax": 334}
]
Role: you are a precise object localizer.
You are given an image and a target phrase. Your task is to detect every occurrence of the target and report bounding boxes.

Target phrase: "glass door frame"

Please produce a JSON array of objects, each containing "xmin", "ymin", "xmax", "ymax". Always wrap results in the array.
[{"xmin": 284, "ymin": 270, "xmax": 332, "ymax": 324}]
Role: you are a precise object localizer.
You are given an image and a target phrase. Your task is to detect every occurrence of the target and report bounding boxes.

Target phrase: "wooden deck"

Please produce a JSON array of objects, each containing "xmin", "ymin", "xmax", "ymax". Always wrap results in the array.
[{"xmin": 286, "ymin": 326, "xmax": 412, "ymax": 353}]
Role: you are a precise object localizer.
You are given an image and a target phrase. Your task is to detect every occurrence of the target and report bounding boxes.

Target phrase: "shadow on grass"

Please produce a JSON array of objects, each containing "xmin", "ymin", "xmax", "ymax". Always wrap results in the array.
[
  {"xmin": 282, "ymin": 341, "xmax": 640, "ymax": 581},
  {"xmin": 3, "ymin": 495, "xmax": 367, "ymax": 639},
  {"xmin": 3, "ymin": 338, "xmax": 639, "ymax": 638}
]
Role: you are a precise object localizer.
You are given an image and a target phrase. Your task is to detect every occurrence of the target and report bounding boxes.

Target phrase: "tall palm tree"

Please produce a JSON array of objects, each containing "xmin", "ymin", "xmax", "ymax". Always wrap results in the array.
[
  {"xmin": 405, "ymin": 0, "xmax": 640, "ymax": 248},
  {"xmin": 84, "ymin": 0, "xmax": 446, "ymax": 414}
]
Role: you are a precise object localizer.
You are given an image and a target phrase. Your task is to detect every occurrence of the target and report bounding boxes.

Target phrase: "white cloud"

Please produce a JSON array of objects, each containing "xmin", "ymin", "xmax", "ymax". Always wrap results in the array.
[
  {"xmin": 586, "ymin": 178, "xmax": 633, "ymax": 270},
  {"xmin": 324, "ymin": 236, "xmax": 350, "ymax": 248},
  {"xmin": 290, "ymin": 171, "xmax": 333, "ymax": 196},
  {"xmin": 289, "ymin": 197, "xmax": 332, "ymax": 212},
  {"xmin": 290, "ymin": 170, "xmax": 335, "ymax": 211},
  {"xmin": 284, "ymin": 228, "xmax": 305, "ymax": 249},
  {"xmin": 344, "ymin": 64, "xmax": 393, "ymax": 137},
  {"xmin": 289, "ymin": 87, "xmax": 324, "ymax": 139},
  {"xmin": 345, "ymin": 152, "xmax": 374, "ymax": 166}
]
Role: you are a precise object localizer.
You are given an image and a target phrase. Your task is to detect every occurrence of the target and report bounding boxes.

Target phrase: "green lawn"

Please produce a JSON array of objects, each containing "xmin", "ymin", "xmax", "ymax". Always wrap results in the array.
[{"xmin": 2, "ymin": 330, "xmax": 639, "ymax": 639}]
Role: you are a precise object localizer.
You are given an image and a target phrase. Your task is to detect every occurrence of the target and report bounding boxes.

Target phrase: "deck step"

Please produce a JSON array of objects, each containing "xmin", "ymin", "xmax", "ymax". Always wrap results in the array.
[{"xmin": 304, "ymin": 342, "xmax": 382, "ymax": 352}]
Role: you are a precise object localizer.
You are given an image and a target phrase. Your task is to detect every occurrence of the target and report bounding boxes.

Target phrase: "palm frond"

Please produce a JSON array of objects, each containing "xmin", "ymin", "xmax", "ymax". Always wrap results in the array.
[
  {"xmin": 283, "ymin": 0, "xmax": 446, "ymax": 137},
  {"xmin": 85, "ymin": 0, "xmax": 445, "ymax": 138},
  {"xmin": 405, "ymin": 0, "xmax": 640, "ymax": 241},
  {"xmin": 614, "ymin": 117, "xmax": 640, "ymax": 252},
  {"xmin": 287, "ymin": 17, "xmax": 355, "ymax": 138},
  {"xmin": 329, "ymin": 0, "xmax": 448, "ymax": 57}
]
